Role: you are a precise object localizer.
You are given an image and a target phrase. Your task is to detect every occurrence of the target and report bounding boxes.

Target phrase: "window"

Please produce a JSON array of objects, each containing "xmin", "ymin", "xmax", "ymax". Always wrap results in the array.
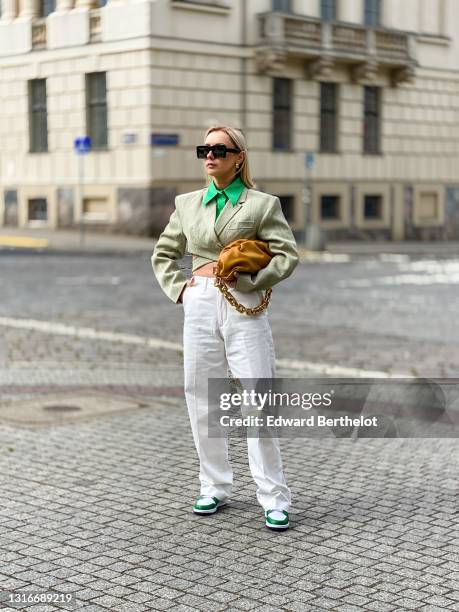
[
  {"xmin": 364, "ymin": 195, "xmax": 382, "ymax": 219},
  {"xmin": 28, "ymin": 198, "xmax": 48, "ymax": 222},
  {"xmin": 320, "ymin": 82, "xmax": 338, "ymax": 153},
  {"xmin": 83, "ymin": 197, "xmax": 109, "ymax": 221},
  {"xmin": 272, "ymin": 78, "xmax": 292, "ymax": 151},
  {"xmin": 320, "ymin": 195, "xmax": 340, "ymax": 220},
  {"xmin": 278, "ymin": 195, "xmax": 294, "ymax": 223},
  {"xmin": 417, "ymin": 192, "xmax": 439, "ymax": 222},
  {"xmin": 86, "ymin": 72, "xmax": 108, "ymax": 149},
  {"xmin": 364, "ymin": 0, "xmax": 380, "ymax": 27},
  {"xmin": 28, "ymin": 79, "xmax": 48, "ymax": 153},
  {"xmin": 413, "ymin": 186, "xmax": 444, "ymax": 226},
  {"xmin": 95, "ymin": 0, "xmax": 107, "ymax": 6},
  {"xmin": 363, "ymin": 86, "xmax": 381, "ymax": 154},
  {"xmin": 40, "ymin": 0, "xmax": 56, "ymax": 17},
  {"xmin": 321, "ymin": 0, "xmax": 336, "ymax": 21},
  {"xmin": 272, "ymin": 0, "xmax": 291, "ymax": 11}
]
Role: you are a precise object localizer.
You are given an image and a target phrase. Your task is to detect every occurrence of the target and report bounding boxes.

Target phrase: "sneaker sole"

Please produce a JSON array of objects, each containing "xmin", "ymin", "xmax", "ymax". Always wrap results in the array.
[
  {"xmin": 265, "ymin": 522, "xmax": 289, "ymax": 530},
  {"xmin": 193, "ymin": 501, "xmax": 227, "ymax": 515}
]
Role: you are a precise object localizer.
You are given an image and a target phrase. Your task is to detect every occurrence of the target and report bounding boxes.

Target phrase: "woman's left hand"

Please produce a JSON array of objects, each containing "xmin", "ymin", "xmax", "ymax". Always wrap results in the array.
[{"xmin": 225, "ymin": 272, "xmax": 237, "ymax": 289}]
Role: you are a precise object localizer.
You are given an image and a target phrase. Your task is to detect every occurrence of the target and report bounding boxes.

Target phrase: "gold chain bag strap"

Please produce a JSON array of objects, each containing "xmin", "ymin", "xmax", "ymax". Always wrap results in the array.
[{"xmin": 213, "ymin": 239, "xmax": 273, "ymax": 316}]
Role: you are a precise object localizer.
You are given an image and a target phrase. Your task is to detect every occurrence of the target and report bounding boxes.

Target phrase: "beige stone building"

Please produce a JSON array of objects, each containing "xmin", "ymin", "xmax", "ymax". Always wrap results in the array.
[{"xmin": 1, "ymin": 0, "xmax": 458, "ymax": 240}]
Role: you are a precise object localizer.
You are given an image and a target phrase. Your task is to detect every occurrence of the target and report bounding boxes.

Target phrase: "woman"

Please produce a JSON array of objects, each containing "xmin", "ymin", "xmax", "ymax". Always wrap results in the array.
[{"xmin": 151, "ymin": 126, "xmax": 299, "ymax": 530}]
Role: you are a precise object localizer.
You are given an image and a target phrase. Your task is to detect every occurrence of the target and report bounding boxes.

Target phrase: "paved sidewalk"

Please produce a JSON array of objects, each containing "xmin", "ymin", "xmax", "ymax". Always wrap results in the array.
[
  {"xmin": 0, "ymin": 228, "xmax": 154, "ymax": 255},
  {"xmin": 0, "ymin": 387, "xmax": 458, "ymax": 612},
  {"xmin": 1, "ymin": 227, "xmax": 458, "ymax": 258}
]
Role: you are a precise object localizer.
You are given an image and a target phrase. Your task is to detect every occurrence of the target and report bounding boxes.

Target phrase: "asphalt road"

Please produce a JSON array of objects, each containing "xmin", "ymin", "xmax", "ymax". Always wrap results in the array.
[{"xmin": 0, "ymin": 252, "xmax": 458, "ymax": 378}]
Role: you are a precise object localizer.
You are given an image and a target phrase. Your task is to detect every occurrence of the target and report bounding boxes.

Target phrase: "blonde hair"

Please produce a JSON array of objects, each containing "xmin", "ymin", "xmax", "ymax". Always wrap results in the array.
[{"xmin": 203, "ymin": 125, "xmax": 255, "ymax": 188}]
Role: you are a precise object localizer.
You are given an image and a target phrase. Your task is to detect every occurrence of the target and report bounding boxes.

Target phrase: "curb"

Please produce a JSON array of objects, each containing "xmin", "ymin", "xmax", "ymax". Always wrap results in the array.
[
  {"xmin": 0, "ymin": 247, "xmax": 153, "ymax": 257},
  {"xmin": 0, "ymin": 236, "xmax": 49, "ymax": 249}
]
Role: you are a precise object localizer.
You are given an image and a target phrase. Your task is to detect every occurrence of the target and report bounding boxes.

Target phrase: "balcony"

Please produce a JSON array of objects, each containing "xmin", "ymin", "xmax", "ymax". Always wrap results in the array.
[{"xmin": 256, "ymin": 12, "xmax": 417, "ymax": 86}]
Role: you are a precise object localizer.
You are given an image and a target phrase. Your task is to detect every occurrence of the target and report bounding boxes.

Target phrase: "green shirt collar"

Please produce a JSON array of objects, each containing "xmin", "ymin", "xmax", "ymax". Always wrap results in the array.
[{"xmin": 203, "ymin": 175, "xmax": 245, "ymax": 207}]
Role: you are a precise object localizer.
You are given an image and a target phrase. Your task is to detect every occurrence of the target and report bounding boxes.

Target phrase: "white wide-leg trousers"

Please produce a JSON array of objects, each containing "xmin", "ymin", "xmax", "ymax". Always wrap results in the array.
[{"xmin": 182, "ymin": 275, "xmax": 291, "ymax": 512}]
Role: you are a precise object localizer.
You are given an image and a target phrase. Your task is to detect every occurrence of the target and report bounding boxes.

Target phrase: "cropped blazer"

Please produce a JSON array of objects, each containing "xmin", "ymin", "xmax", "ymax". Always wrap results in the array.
[{"xmin": 151, "ymin": 185, "xmax": 299, "ymax": 304}]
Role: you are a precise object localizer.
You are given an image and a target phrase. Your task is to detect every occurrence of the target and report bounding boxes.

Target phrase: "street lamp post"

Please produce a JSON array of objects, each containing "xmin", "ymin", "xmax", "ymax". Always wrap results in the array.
[
  {"xmin": 303, "ymin": 151, "xmax": 325, "ymax": 251},
  {"xmin": 303, "ymin": 151, "xmax": 313, "ymax": 247},
  {"xmin": 73, "ymin": 136, "xmax": 91, "ymax": 248}
]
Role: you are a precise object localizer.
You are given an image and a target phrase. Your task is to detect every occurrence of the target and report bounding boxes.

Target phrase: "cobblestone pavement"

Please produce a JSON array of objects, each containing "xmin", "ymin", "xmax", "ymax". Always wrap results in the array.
[{"xmin": 0, "ymin": 252, "xmax": 458, "ymax": 611}]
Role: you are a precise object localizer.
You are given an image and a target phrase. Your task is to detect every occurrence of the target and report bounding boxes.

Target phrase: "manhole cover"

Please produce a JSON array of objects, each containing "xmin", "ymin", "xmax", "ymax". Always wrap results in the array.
[
  {"xmin": 43, "ymin": 405, "xmax": 82, "ymax": 413},
  {"xmin": 0, "ymin": 392, "xmax": 155, "ymax": 426}
]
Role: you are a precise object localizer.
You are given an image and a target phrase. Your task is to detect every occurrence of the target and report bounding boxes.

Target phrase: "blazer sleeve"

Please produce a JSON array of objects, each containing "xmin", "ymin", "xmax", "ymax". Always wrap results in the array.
[
  {"xmin": 235, "ymin": 196, "xmax": 299, "ymax": 293},
  {"xmin": 151, "ymin": 199, "xmax": 188, "ymax": 304}
]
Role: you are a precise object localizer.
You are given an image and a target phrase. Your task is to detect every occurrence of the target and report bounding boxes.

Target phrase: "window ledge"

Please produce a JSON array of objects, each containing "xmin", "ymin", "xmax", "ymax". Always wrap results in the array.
[
  {"xmin": 357, "ymin": 220, "xmax": 390, "ymax": 228},
  {"xmin": 170, "ymin": 1, "xmax": 230, "ymax": 15},
  {"xmin": 416, "ymin": 33, "xmax": 451, "ymax": 46},
  {"xmin": 319, "ymin": 219, "xmax": 346, "ymax": 228},
  {"xmin": 82, "ymin": 213, "xmax": 109, "ymax": 222},
  {"xmin": 413, "ymin": 218, "xmax": 443, "ymax": 227},
  {"xmin": 27, "ymin": 220, "xmax": 48, "ymax": 228}
]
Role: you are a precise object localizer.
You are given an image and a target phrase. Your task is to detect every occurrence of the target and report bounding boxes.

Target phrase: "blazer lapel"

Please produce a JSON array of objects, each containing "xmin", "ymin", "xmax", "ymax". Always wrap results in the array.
[
  {"xmin": 198, "ymin": 188, "xmax": 217, "ymax": 229},
  {"xmin": 214, "ymin": 187, "xmax": 248, "ymax": 238}
]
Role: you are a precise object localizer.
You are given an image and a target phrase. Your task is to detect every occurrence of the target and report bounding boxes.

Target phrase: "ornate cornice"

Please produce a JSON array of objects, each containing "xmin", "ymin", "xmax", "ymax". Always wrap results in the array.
[
  {"xmin": 351, "ymin": 60, "xmax": 379, "ymax": 84},
  {"xmin": 307, "ymin": 56, "xmax": 335, "ymax": 80},
  {"xmin": 254, "ymin": 47, "xmax": 288, "ymax": 75}
]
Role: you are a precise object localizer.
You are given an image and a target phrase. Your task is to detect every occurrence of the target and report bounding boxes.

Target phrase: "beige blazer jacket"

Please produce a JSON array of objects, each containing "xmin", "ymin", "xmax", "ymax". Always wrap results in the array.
[{"xmin": 151, "ymin": 186, "xmax": 299, "ymax": 304}]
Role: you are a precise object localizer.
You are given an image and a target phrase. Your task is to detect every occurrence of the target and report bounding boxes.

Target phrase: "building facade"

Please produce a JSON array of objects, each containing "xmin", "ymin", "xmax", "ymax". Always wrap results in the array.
[{"xmin": 1, "ymin": 0, "xmax": 459, "ymax": 240}]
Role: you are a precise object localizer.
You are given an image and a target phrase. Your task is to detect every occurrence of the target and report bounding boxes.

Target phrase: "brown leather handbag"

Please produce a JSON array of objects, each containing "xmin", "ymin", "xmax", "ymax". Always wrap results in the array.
[{"xmin": 213, "ymin": 239, "xmax": 273, "ymax": 316}]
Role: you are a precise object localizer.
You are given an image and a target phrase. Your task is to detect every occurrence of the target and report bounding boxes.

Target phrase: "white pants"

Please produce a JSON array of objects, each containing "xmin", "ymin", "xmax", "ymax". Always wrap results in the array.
[{"xmin": 182, "ymin": 275, "xmax": 291, "ymax": 512}]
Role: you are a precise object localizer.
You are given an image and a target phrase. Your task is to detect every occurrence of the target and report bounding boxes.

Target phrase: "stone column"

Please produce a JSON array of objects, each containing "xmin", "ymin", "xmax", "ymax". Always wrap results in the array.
[
  {"xmin": 381, "ymin": 0, "xmax": 398, "ymax": 29},
  {"xmin": 19, "ymin": 0, "xmax": 40, "ymax": 18},
  {"xmin": 1, "ymin": 0, "xmax": 18, "ymax": 19},
  {"xmin": 338, "ymin": 0, "xmax": 362, "ymax": 24},
  {"xmin": 56, "ymin": 0, "xmax": 74, "ymax": 11}
]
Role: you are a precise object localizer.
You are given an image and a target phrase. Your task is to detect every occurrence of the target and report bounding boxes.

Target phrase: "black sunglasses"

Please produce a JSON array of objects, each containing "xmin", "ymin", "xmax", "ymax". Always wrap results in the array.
[{"xmin": 196, "ymin": 144, "xmax": 241, "ymax": 159}]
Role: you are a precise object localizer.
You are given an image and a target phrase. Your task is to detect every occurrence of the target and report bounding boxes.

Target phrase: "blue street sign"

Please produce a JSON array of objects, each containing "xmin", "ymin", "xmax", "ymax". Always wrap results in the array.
[
  {"xmin": 305, "ymin": 151, "xmax": 315, "ymax": 169},
  {"xmin": 150, "ymin": 133, "xmax": 179, "ymax": 147},
  {"xmin": 74, "ymin": 136, "xmax": 92, "ymax": 155}
]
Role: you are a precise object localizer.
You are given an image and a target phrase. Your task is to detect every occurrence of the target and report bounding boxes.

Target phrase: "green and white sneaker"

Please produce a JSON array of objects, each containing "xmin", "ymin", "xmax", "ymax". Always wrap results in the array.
[
  {"xmin": 265, "ymin": 509, "xmax": 289, "ymax": 530},
  {"xmin": 193, "ymin": 496, "xmax": 226, "ymax": 515}
]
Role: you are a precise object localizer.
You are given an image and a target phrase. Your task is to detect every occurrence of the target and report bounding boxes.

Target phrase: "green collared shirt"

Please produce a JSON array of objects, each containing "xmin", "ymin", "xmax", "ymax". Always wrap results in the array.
[{"xmin": 202, "ymin": 175, "xmax": 245, "ymax": 219}]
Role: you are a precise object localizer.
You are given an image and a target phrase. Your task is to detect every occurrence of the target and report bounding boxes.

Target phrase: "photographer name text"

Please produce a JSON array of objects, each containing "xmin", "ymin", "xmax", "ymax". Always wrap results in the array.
[{"xmin": 220, "ymin": 414, "xmax": 378, "ymax": 428}]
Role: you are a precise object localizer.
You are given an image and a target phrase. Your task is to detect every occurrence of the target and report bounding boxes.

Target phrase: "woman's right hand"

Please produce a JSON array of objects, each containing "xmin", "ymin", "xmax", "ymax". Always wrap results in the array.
[{"xmin": 179, "ymin": 277, "xmax": 195, "ymax": 303}]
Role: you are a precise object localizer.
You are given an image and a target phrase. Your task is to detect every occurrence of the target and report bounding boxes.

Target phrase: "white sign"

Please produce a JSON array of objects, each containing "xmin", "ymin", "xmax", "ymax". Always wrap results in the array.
[
  {"xmin": 305, "ymin": 151, "xmax": 315, "ymax": 169},
  {"xmin": 122, "ymin": 132, "xmax": 138, "ymax": 145}
]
